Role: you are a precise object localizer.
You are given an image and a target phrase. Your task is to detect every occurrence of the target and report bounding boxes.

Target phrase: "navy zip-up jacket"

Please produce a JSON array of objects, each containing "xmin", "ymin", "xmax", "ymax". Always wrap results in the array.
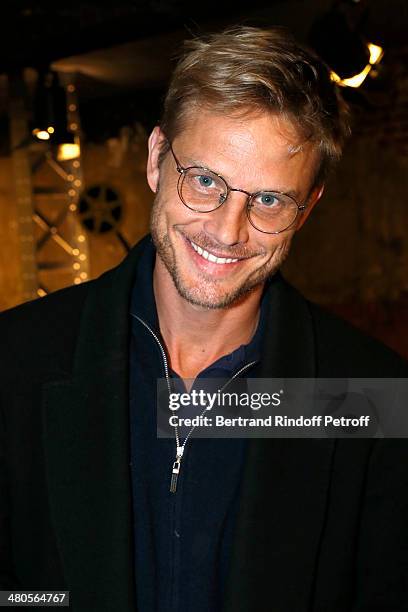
[{"xmin": 129, "ymin": 239, "xmax": 265, "ymax": 612}]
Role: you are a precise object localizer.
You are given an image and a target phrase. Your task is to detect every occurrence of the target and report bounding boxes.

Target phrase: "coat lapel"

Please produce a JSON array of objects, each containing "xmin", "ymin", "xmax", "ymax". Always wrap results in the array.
[
  {"xmin": 223, "ymin": 277, "xmax": 336, "ymax": 612},
  {"xmin": 41, "ymin": 237, "xmax": 335, "ymax": 611},
  {"xmin": 41, "ymin": 239, "xmax": 149, "ymax": 611}
]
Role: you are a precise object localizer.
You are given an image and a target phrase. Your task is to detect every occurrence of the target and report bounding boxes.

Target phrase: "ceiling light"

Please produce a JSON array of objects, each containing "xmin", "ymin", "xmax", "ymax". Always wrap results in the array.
[
  {"xmin": 368, "ymin": 43, "xmax": 384, "ymax": 65},
  {"xmin": 330, "ymin": 42, "xmax": 384, "ymax": 88},
  {"xmin": 32, "ymin": 128, "xmax": 51, "ymax": 141}
]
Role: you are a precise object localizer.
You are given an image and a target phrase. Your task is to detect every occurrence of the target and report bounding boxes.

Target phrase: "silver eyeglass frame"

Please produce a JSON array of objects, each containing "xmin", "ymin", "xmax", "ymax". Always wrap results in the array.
[{"xmin": 167, "ymin": 141, "xmax": 307, "ymax": 235}]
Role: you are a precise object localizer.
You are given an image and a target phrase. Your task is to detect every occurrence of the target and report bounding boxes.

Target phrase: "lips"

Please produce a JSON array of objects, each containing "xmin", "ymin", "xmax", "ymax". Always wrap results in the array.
[{"xmin": 189, "ymin": 240, "xmax": 240, "ymax": 265}]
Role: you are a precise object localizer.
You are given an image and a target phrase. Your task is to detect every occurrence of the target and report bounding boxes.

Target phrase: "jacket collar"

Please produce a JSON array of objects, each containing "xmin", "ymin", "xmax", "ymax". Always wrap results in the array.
[
  {"xmin": 41, "ymin": 237, "xmax": 150, "ymax": 611},
  {"xmin": 222, "ymin": 273, "xmax": 335, "ymax": 612},
  {"xmin": 42, "ymin": 235, "xmax": 332, "ymax": 611}
]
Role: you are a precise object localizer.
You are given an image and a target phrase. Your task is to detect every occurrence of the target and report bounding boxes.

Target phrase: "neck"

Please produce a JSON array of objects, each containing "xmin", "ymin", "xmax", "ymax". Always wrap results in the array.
[{"xmin": 153, "ymin": 257, "xmax": 263, "ymax": 379}]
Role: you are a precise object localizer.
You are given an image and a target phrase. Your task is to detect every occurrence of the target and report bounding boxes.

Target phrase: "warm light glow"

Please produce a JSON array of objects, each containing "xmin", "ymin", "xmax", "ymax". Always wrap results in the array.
[
  {"xmin": 37, "ymin": 288, "xmax": 47, "ymax": 297},
  {"xmin": 69, "ymin": 204, "xmax": 77, "ymax": 212},
  {"xmin": 343, "ymin": 63, "xmax": 371, "ymax": 88},
  {"xmin": 72, "ymin": 248, "xmax": 80, "ymax": 256},
  {"xmin": 80, "ymin": 272, "xmax": 88, "ymax": 280},
  {"xmin": 47, "ymin": 126, "xmax": 55, "ymax": 134},
  {"xmin": 74, "ymin": 277, "xmax": 81, "ymax": 285},
  {"xmin": 78, "ymin": 235, "xmax": 86, "ymax": 242},
  {"xmin": 368, "ymin": 43, "xmax": 384, "ymax": 65},
  {"xmin": 33, "ymin": 129, "xmax": 50, "ymax": 141},
  {"xmin": 330, "ymin": 41, "xmax": 384, "ymax": 89},
  {"xmin": 73, "ymin": 262, "xmax": 81, "ymax": 270},
  {"xmin": 57, "ymin": 143, "xmax": 81, "ymax": 161},
  {"xmin": 79, "ymin": 254, "xmax": 87, "ymax": 261}
]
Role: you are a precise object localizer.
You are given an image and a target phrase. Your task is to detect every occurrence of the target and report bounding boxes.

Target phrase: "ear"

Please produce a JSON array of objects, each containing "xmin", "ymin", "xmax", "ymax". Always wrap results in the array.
[
  {"xmin": 146, "ymin": 126, "xmax": 167, "ymax": 193},
  {"xmin": 295, "ymin": 184, "xmax": 324, "ymax": 231}
]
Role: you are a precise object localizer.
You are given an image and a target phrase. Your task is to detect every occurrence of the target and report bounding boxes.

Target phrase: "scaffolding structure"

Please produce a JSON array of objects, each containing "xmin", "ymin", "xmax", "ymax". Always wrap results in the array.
[{"xmin": 8, "ymin": 71, "xmax": 90, "ymax": 302}]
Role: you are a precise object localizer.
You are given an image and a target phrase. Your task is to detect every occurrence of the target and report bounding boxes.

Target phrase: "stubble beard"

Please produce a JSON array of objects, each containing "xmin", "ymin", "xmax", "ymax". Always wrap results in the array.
[{"xmin": 150, "ymin": 192, "xmax": 291, "ymax": 310}]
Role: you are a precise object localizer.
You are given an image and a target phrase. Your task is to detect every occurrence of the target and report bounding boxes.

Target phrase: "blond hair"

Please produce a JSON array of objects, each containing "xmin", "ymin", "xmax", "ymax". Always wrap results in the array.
[{"xmin": 159, "ymin": 26, "xmax": 350, "ymax": 185}]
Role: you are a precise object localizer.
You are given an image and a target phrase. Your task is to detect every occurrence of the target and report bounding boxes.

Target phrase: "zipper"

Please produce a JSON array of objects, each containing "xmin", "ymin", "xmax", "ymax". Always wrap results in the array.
[
  {"xmin": 131, "ymin": 313, "xmax": 258, "ymax": 493},
  {"xmin": 132, "ymin": 315, "xmax": 172, "ymax": 395}
]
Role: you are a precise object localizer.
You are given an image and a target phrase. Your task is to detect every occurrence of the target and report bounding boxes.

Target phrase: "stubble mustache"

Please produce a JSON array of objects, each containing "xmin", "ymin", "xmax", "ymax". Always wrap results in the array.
[{"xmin": 177, "ymin": 228, "xmax": 266, "ymax": 261}]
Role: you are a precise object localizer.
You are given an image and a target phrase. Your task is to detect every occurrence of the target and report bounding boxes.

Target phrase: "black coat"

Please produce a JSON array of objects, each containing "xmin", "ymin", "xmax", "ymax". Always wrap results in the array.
[{"xmin": 1, "ymin": 236, "xmax": 407, "ymax": 612}]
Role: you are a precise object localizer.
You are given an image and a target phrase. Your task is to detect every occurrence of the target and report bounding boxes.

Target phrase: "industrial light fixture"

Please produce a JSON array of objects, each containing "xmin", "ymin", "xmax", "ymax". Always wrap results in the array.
[
  {"xmin": 57, "ymin": 142, "xmax": 80, "ymax": 162},
  {"xmin": 31, "ymin": 71, "xmax": 58, "ymax": 141},
  {"xmin": 310, "ymin": 1, "xmax": 385, "ymax": 90},
  {"xmin": 367, "ymin": 42, "xmax": 384, "ymax": 65},
  {"xmin": 54, "ymin": 115, "xmax": 80, "ymax": 161},
  {"xmin": 32, "ymin": 128, "xmax": 52, "ymax": 141},
  {"xmin": 31, "ymin": 70, "xmax": 81, "ymax": 158},
  {"xmin": 330, "ymin": 41, "xmax": 384, "ymax": 88}
]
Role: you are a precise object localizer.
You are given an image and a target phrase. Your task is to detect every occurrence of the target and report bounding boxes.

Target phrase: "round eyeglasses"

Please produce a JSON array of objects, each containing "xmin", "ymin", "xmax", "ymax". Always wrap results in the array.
[{"xmin": 167, "ymin": 142, "xmax": 306, "ymax": 234}]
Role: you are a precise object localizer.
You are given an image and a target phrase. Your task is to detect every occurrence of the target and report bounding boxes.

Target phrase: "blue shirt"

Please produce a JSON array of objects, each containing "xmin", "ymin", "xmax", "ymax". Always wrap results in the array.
[{"xmin": 129, "ymin": 238, "xmax": 265, "ymax": 611}]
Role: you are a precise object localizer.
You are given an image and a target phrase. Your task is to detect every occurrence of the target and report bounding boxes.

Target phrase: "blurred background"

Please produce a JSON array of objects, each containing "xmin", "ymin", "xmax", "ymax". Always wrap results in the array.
[{"xmin": 0, "ymin": 0, "xmax": 407, "ymax": 357}]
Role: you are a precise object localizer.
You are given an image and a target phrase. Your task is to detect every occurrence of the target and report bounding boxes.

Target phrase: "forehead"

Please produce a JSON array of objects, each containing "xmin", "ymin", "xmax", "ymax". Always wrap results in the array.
[{"xmin": 173, "ymin": 108, "xmax": 320, "ymax": 190}]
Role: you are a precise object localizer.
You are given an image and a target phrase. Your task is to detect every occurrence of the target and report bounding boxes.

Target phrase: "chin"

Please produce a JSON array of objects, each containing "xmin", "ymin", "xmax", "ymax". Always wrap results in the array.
[
  {"xmin": 165, "ymin": 251, "xmax": 287, "ymax": 310},
  {"xmin": 172, "ymin": 277, "xmax": 260, "ymax": 310}
]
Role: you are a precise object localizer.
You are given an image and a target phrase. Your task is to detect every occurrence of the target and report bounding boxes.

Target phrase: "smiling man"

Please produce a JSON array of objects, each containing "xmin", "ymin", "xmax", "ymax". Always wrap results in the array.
[
  {"xmin": 149, "ymin": 111, "xmax": 320, "ymax": 308},
  {"xmin": 1, "ymin": 26, "xmax": 408, "ymax": 612},
  {"xmin": 147, "ymin": 105, "xmax": 325, "ymax": 377}
]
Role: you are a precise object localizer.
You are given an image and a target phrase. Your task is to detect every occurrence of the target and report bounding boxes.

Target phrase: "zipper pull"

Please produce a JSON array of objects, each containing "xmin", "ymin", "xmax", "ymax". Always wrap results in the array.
[{"xmin": 170, "ymin": 446, "xmax": 184, "ymax": 493}]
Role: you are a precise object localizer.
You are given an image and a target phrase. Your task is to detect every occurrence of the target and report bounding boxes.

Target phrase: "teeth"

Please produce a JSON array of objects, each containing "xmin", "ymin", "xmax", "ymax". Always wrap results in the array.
[{"xmin": 189, "ymin": 240, "xmax": 239, "ymax": 265}]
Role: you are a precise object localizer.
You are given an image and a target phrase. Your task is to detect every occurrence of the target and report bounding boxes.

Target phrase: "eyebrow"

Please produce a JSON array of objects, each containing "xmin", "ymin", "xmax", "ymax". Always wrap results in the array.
[{"xmin": 182, "ymin": 155, "xmax": 301, "ymax": 201}]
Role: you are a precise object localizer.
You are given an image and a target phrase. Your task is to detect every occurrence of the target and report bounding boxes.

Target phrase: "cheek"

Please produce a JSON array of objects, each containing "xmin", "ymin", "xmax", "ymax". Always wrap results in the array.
[
  {"xmin": 151, "ymin": 190, "xmax": 177, "ymax": 224},
  {"xmin": 261, "ymin": 234, "xmax": 292, "ymax": 257}
]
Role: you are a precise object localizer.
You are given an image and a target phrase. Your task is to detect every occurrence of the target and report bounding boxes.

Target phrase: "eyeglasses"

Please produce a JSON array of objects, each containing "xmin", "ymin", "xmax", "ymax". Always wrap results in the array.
[{"xmin": 167, "ymin": 142, "xmax": 307, "ymax": 234}]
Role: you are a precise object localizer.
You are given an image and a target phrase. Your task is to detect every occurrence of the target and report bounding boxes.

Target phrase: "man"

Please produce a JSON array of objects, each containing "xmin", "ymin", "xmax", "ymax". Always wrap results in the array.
[{"xmin": 1, "ymin": 26, "xmax": 407, "ymax": 612}]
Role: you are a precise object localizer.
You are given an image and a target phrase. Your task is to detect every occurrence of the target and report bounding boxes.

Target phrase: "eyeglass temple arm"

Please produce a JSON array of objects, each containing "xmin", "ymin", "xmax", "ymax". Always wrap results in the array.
[{"xmin": 165, "ymin": 138, "xmax": 184, "ymax": 173}]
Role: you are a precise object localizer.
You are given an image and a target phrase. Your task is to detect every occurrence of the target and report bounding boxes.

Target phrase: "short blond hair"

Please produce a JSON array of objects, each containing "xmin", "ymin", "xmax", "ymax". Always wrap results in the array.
[{"xmin": 159, "ymin": 26, "xmax": 350, "ymax": 185}]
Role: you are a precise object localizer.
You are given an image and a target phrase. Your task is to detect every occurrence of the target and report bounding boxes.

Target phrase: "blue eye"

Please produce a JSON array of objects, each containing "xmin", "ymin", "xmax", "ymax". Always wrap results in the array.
[
  {"xmin": 259, "ymin": 193, "xmax": 278, "ymax": 206},
  {"xmin": 197, "ymin": 175, "xmax": 214, "ymax": 188}
]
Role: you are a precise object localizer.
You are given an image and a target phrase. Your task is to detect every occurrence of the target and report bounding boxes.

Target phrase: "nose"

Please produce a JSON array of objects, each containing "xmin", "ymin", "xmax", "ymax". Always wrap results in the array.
[{"xmin": 202, "ymin": 191, "xmax": 250, "ymax": 247}]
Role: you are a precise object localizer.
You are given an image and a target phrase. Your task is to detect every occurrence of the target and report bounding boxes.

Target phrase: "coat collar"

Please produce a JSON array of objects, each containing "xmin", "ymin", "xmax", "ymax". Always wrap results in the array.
[
  {"xmin": 42, "ymin": 235, "xmax": 333, "ymax": 611},
  {"xmin": 222, "ymin": 278, "xmax": 335, "ymax": 612},
  {"xmin": 41, "ymin": 237, "xmax": 149, "ymax": 610}
]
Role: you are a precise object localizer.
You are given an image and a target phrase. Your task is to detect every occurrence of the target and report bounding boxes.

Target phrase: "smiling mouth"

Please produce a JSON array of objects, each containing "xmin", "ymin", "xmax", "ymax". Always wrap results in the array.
[{"xmin": 188, "ymin": 239, "xmax": 242, "ymax": 265}]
